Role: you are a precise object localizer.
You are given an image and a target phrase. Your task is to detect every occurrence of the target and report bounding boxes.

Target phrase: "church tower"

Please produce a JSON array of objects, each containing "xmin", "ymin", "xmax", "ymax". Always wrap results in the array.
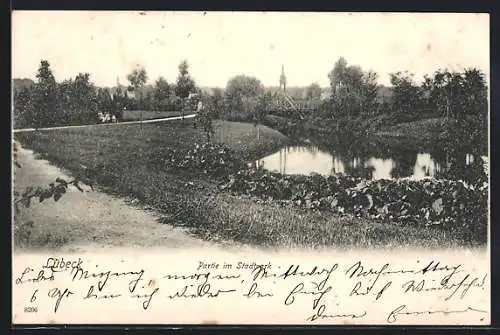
[
  {"xmin": 114, "ymin": 76, "xmax": 122, "ymax": 100},
  {"xmin": 279, "ymin": 65, "xmax": 287, "ymax": 92}
]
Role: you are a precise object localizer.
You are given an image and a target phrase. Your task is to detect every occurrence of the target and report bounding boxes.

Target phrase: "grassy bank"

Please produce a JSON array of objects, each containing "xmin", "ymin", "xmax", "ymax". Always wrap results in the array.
[
  {"xmin": 375, "ymin": 117, "xmax": 451, "ymax": 139},
  {"xmin": 14, "ymin": 119, "xmax": 485, "ymax": 249},
  {"xmin": 305, "ymin": 115, "xmax": 449, "ymax": 140}
]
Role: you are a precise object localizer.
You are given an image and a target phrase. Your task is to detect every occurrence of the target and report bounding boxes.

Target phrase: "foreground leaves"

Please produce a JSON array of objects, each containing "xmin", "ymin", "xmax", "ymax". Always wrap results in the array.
[
  {"xmin": 219, "ymin": 168, "xmax": 487, "ymax": 231},
  {"xmin": 15, "ymin": 177, "xmax": 88, "ymax": 210}
]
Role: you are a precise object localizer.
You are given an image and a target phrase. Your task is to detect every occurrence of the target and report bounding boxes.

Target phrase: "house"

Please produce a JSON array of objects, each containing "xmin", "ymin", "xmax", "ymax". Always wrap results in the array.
[
  {"xmin": 320, "ymin": 88, "xmax": 332, "ymax": 100},
  {"xmin": 199, "ymin": 87, "xmax": 216, "ymax": 96},
  {"xmin": 126, "ymin": 90, "xmax": 136, "ymax": 99}
]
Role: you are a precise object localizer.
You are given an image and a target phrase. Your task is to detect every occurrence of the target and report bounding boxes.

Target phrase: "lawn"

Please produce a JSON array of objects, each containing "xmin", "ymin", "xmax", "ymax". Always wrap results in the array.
[{"xmin": 14, "ymin": 119, "xmax": 485, "ymax": 249}]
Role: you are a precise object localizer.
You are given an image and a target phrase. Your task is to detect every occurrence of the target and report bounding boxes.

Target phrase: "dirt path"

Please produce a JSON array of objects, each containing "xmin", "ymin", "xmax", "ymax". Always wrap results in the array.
[{"xmin": 13, "ymin": 142, "xmax": 233, "ymax": 254}]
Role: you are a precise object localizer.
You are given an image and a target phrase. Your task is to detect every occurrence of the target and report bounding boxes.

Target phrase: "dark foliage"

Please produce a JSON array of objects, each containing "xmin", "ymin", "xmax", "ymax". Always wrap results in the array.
[
  {"xmin": 220, "ymin": 168, "xmax": 487, "ymax": 237},
  {"xmin": 155, "ymin": 142, "xmax": 246, "ymax": 177}
]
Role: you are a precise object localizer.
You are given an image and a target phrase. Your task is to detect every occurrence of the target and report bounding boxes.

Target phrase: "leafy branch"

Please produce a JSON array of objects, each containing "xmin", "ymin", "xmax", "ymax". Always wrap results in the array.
[
  {"xmin": 13, "ymin": 177, "xmax": 88, "ymax": 215},
  {"xmin": 12, "ymin": 140, "xmax": 93, "ymax": 247}
]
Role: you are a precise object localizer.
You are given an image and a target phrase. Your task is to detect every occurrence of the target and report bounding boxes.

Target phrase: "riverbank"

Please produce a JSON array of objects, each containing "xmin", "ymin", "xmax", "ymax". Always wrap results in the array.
[
  {"xmin": 306, "ymin": 115, "xmax": 486, "ymax": 151},
  {"xmin": 14, "ymin": 119, "xmax": 486, "ymax": 249},
  {"xmin": 304, "ymin": 115, "xmax": 448, "ymax": 140},
  {"xmin": 374, "ymin": 117, "xmax": 451, "ymax": 139}
]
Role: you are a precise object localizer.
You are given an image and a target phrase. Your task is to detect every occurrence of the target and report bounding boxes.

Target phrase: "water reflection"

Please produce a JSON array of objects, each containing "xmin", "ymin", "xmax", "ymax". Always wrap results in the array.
[
  {"xmin": 332, "ymin": 156, "xmax": 345, "ymax": 175},
  {"xmin": 364, "ymin": 158, "xmax": 394, "ymax": 180},
  {"xmin": 413, "ymin": 153, "xmax": 437, "ymax": 179},
  {"xmin": 259, "ymin": 146, "xmax": 335, "ymax": 176},
  {"xmin": 256, "ymin": 137, "xmax": 488, "ymax": 183}
]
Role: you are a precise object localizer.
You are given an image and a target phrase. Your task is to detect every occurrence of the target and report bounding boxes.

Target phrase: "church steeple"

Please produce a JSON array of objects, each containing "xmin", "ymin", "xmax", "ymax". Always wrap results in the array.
[{"xmin": 279, "ymin": 65, "xmax": 287, "ymax": 92}]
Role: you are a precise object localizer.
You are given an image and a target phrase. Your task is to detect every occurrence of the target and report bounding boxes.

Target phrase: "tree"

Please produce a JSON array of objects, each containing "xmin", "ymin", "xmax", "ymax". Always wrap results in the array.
[
  {"xmin": 56, "ymin": 78, "xmax": 74, "ymax": 124},
  {"xmin": 97, "ymin": 88, "xmax": 114, "ymax": 115},
  {"xmin": 444, "ymin": 68, "xmax": 487, "ymax": 147},
  {"xmin": 225, "ymin": 75, "xmax": 264, "ymax": 120},
  {"xmin": 421, "ymin": 68, "xmax": 487, "ymax": 121},
  {"xmin": 305, "ymin": 83, "xmax": 322, "ymax": 100},
  {"xmin": 175, "ymin": 60, "xmax": 197, "ymax": 120},
  {"xmin": 422, "ymin": 69, "xmax": 470, "ymax": 119},
  {"xmin": 462, "ymin": 68, "xmax": 488, "ymax": 146},
  {"xmin": 327, "ymin": 57, "xmax": 379, "ymax": 120},
  {"xmin": 112, "ymin": 85, "xmax": 127, "ymax": 120},
  {"xmin": 195, "ymin": 98, "xmax": 216, "ymax": 143},
  {"xmin": 253, "ymin": 91, "xmax": 272, "ymax": 141},
  {"xmin": 143, "ymin": 91, "xmax": 156, "ymax": 111},
  {"xmin": 127, "ymin": 66, "xmax": 148, "ymax": 103},
  {"xmin": 153, "ymin": 76, "xmax": 171, "ymax": 110},
  {"xmin": 205, "ymin": 88, "xmax": 230, "ymax": 142},
  {"xmin": 225, "ymin": 75, "xmax": 264, "ymax": 99},
  {"xmin": 328, "ymin": 57, "xmax": 364, "ymax": 94},
  {"xmin": 328, "ymin": 57, "xmax": 348, "ymax": 93},
  {"xmin": 13, "ymin": 86, "xmax": 34, "ymax": 129},
  {"xmin": 462, "ymin": 67, "xmax": 488, "ymax": 116},
  {"xmin": 32, "ymin": 60, "xmax": 58, "ymax": 128},
  {"xmin": 389, "ymin": 71, "xmax": 422, "ymax": 122},
  {"xmin": 211, "ymin": 88, "xmax": 224, "ymax": 118},
  {"xmin": 175, "ymin": 60, "xmax": 197, "ymax": 99},
  {"xmin": 360, "ymin": 70, "xmax": 380, "ymax": 115},
  {"xmin": 71, "ymin": 73, "xmax": 98, "ymax": 124},
  {"xmin": 126, "ymin": 66, "xmax": 148, "ymax": 126},
  {"xmin": 429, "ymin": 70, "xmax": 454, "ymax": 118}
]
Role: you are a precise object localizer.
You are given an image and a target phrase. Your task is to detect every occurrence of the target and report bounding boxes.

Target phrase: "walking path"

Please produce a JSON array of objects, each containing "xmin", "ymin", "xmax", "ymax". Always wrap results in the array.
[
  {"xmin": 13, "ymin": 114, "xmax": 197, "ymax": 133},
  {"xmin": 13, "ymin": 142, "xmax": 223, "ymax": 254}
]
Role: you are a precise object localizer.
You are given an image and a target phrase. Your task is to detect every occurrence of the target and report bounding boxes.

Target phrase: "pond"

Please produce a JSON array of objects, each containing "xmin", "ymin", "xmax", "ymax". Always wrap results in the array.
[{"xmin": 256, "ymin": 136, "xmax": 488, "ymax": 183}]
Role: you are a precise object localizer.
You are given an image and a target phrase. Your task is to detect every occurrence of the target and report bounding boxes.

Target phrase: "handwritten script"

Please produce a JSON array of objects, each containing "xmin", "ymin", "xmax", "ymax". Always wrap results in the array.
[{"xmin": 13, "ymin": 256, "xmax": 489, "ymax": 324}]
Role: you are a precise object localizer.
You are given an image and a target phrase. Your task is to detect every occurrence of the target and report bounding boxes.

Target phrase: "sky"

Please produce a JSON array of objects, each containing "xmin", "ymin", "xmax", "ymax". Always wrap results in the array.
[{"xmin": 12, "ymin": 11, "xmax": 489, "ymax": 88}]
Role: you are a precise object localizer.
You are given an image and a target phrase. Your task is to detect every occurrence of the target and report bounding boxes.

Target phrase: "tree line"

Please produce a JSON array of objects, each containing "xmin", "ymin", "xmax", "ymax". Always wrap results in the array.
[
  {"xmin": 13, "ymin": 57, "xmax": 488, "ymax": 146},
  {"xmin": 195, "ymin": 57, "xmax": 488, "ymax": 138},
  {"xmin": 308, "ymin": 57, "xmax": 488, "ymax": 145},
  {"xmin": 313, "ymin": 57, "xmax": 487, "ymax": 121},
  {"xmin": 13, "ymin": 59, "xmax": 199, "ymax": 128}
]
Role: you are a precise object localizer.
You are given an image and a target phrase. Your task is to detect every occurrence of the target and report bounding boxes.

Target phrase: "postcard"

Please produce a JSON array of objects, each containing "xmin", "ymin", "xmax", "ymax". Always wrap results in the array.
[{"xmin": 11, "ymin": 11, "xmax": 490, "ymax": 325}]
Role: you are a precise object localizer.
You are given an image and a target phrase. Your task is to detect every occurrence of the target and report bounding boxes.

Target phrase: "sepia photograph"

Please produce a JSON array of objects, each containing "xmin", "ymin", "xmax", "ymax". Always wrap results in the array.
[{"xmin": 11, "ymin": 11, "xmax": 490, "ymax": 325}]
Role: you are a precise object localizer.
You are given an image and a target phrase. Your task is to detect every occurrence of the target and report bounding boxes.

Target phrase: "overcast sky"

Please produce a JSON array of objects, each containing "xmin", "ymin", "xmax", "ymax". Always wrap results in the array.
[{"xmin": 12, "ymin": 11, "xmax": 489, "ymax": 88}]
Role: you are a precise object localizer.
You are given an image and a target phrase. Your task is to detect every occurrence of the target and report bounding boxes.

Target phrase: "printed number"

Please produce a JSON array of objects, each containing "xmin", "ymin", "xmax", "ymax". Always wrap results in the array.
[{"xmin": 24, "ymin": 306, "xmax": 38, "ymax": 313}]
